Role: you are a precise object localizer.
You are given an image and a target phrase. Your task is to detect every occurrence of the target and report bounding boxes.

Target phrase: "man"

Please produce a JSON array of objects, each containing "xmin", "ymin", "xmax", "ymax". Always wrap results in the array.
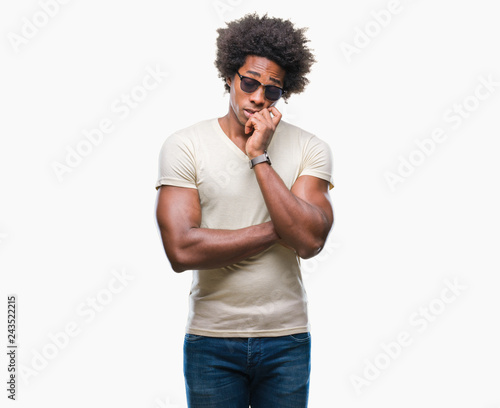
[{"xmin": 155, "ymin": 13, "xmax": 334, "ymax": 408}]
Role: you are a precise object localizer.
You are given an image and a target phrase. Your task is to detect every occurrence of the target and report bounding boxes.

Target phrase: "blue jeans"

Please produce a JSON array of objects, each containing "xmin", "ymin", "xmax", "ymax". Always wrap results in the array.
[{"xmin": 183, "ymin": 332, "xmax": 311, "ymax": 408}]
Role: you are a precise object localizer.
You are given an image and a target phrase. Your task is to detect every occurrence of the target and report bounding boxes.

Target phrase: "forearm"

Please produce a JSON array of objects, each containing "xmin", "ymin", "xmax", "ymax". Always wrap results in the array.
[
  {"xmin": 253, "ymin": 164, "xmax": 329, "ymax": 258},
  {"xmin": 163, "ymin": 221, "xmax": 279, "ymax": 272}
]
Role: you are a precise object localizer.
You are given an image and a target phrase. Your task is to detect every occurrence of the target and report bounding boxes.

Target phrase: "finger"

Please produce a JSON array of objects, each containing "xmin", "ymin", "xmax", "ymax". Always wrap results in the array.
[
  {"xmin": 244, "ymin": 115, "xmax": 262, "ymax": 134},
  {"xmin": 260, "ymin": 108, "xmax": 273, "ymax": 124},
  {"xmin": 244, "ymin": 119, "xmax": 254, "ymax": 134},
  {"xmin": 246, "ymin": 112, "xmax": 266, "ymax": 132},
  {"xmin": 268, "ymin": 106, "xmax": 282, "ymax": 127},
  {"xmin": 252, "ymin": 111, "xmax": 266, "ymax": 122}
]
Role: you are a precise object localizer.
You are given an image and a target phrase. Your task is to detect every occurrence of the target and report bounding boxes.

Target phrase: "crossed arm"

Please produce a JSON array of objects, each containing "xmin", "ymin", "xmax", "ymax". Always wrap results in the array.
[
  {"xmin": 155, "ymin": 170, "xmax": 333, "ymax": 272},
  {"xmin": 156, "ymin": 107, "xmax": 333, "ymax": 272}
]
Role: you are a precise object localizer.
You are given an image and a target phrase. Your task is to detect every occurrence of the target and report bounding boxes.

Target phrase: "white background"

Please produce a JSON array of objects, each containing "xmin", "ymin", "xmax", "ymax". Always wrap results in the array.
[{"xmin": 1, "ymin": 0, "xmax": 499, "ymax": 407}]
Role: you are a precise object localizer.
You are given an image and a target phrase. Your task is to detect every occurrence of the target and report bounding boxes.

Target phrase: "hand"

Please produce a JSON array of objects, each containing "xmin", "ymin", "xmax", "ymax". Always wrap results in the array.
[{"xmin": 245, "ymin": 106, "xmax": 282, "ymax": 159}]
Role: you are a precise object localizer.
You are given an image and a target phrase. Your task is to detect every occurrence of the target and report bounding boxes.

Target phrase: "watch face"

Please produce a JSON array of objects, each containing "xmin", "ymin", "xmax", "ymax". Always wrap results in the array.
[{"xmin": 265, "ymin": 151, "xmax": 271, "ymax": 165}]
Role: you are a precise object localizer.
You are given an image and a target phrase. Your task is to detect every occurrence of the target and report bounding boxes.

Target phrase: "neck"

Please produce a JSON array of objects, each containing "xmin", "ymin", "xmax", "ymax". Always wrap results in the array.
[{"xmin": 218, "ymin": 108, "xmax": 248, "ymax": 146}]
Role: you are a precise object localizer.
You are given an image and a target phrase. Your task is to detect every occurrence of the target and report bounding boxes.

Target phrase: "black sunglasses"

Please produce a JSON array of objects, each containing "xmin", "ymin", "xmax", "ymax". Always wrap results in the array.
[{"xmin": 236, "ymin": 71, "xmax": 285, "ymax": 102}]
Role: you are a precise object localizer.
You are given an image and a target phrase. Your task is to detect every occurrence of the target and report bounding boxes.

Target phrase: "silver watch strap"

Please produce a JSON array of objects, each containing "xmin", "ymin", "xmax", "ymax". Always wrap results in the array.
[{"xmin": 249, "ymin": 151, "xmax": 271, "ymax": 169}]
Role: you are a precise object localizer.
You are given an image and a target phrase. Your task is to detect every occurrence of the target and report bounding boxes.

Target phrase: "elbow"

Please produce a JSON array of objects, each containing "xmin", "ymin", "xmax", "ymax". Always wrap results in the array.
[
  {"xmin": 163, "ymin": 243, "xmax": 192, "ymax": 273},
  {"xmin": 296, "ymin": 237, "xmax": 326, "ymax": 260},
  {"xmin": 168, "ymin": 251, "xmax": 191, "ymax": 273},
  {"xmin": 159, "ymin": 231, "xmax": 194, "ymax": 273},
  {"xmin": 296, "ymin": 219, "xmax": 333, "ymax": 259},
  {"xmin": 297, "ymin": 246, "xmax": 322, "ymax": 260},
  {"xmin": 169, "ymin": 258, "xmax": 186, "ymax": 273},
  {"xmin": 171, "ymin": 263, "xmax": 188, "ymax": 273}
]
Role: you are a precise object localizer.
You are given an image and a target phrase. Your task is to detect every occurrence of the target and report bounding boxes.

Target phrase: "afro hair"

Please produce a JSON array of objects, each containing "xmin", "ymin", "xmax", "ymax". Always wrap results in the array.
[{"xmin": 215, "ymin": 13, "xmax": 316, "ymax": 102}]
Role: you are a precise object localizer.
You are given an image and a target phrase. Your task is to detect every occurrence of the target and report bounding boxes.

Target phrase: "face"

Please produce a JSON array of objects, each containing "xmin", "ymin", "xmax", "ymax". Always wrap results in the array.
[{"xmin": 226, "ymin": 55, "xmax": 286, "ymax": 127}]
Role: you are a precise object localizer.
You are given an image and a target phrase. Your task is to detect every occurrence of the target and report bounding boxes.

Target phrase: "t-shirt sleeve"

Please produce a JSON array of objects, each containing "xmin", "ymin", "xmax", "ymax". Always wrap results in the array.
[
  {"xmin": 299, "ymin": 135, "xmax": 334, "ymax": 190},
  {"xmin": 155, "ymin": 133, "xmax": 197, "ymax": 190}
]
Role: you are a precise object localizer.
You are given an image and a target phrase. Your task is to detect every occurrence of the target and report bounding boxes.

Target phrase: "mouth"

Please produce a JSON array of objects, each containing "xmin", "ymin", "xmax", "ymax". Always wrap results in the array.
[{"xmin": 243, "ymin": 109, "xmax": 257, "ymax": 118}]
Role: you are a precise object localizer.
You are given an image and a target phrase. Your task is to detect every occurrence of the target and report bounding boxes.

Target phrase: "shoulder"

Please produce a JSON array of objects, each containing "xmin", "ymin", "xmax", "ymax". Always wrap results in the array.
[
  {"xmin": 160, "ymin": 118, "xmax": 215, "ymax": 151},
  {"xmin": 274, "ymin": 120, "xmax": 330, "ymax": 150},
  {"xmin": 275, "ymin": 120, "xmax": 313, "ymax": 139},
  {"xmin": 165, "ymin": 118, "xmax": 214, "ymax": 142}
]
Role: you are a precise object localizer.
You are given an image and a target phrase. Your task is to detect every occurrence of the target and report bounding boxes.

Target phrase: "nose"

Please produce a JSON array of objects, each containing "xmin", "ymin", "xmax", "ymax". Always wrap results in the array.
[{"xmin": 249, "ymin": 86, "xmax": 266, "ymax": 105}]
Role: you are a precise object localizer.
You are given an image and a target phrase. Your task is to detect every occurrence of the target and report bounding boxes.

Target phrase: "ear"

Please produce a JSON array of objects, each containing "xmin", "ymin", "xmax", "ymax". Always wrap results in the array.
[{"xmin": 226, "ymin": 76, "xmax": 232, "ymax": 87}]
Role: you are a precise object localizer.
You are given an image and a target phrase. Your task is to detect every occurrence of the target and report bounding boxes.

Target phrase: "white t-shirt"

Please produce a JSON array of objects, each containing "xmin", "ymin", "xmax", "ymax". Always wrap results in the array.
[{"xmin": 156, "ymin": 118, "xmax": 334, "ymax": 337}]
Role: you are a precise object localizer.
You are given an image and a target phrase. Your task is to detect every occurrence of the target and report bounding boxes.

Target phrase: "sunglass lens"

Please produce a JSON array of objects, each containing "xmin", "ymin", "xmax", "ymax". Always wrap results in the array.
[
  {"xmin": 265, "ymin": 87, "xmax": 282, "ymax": 101},
  {"xmin": 241, "ymin": 77, "xmax": 260, "ymax": 93}
]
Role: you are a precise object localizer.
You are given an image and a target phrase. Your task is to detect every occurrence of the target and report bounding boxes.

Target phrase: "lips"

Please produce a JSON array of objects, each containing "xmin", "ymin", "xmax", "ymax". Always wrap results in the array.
[{"xmin": 244, "ymin": 109, "xmax": 257, "ymax": 118}]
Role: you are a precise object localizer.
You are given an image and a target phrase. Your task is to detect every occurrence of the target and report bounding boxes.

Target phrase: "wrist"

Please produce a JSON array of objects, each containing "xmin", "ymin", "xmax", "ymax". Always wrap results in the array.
[
  {"xmin": 247, "ymin": 150, "xmax": 266, "ymax": 160},
  {"xmin": 263, "ymin": 221, "xmax": 280, "ymax": 243},
  {"xmin": 249, "ymin": 150, "xmax": 271, "ymax": 169}
]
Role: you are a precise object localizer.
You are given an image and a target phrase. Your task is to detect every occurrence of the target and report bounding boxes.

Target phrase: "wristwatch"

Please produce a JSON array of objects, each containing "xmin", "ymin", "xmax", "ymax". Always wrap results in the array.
[{"xmin": 249, "ymin": 150, "xmax": 272, "ymax": 169}]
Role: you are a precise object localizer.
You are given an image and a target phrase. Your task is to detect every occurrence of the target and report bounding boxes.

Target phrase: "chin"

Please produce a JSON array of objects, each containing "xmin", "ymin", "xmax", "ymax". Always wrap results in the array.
[{"xmin": 237, "ymin": 113, "xmax": 247, "ymax": 127}]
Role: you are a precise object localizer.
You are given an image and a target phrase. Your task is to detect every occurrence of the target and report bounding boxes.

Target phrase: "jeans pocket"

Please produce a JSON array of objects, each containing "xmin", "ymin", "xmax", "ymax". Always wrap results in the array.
[
  {"xmin": 289, "ymin": 332, "xmax": 311, "ymax": 343},
  {"xmin": 184, "ymin": 333, "xmax": 204, "ymax": 342}
]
